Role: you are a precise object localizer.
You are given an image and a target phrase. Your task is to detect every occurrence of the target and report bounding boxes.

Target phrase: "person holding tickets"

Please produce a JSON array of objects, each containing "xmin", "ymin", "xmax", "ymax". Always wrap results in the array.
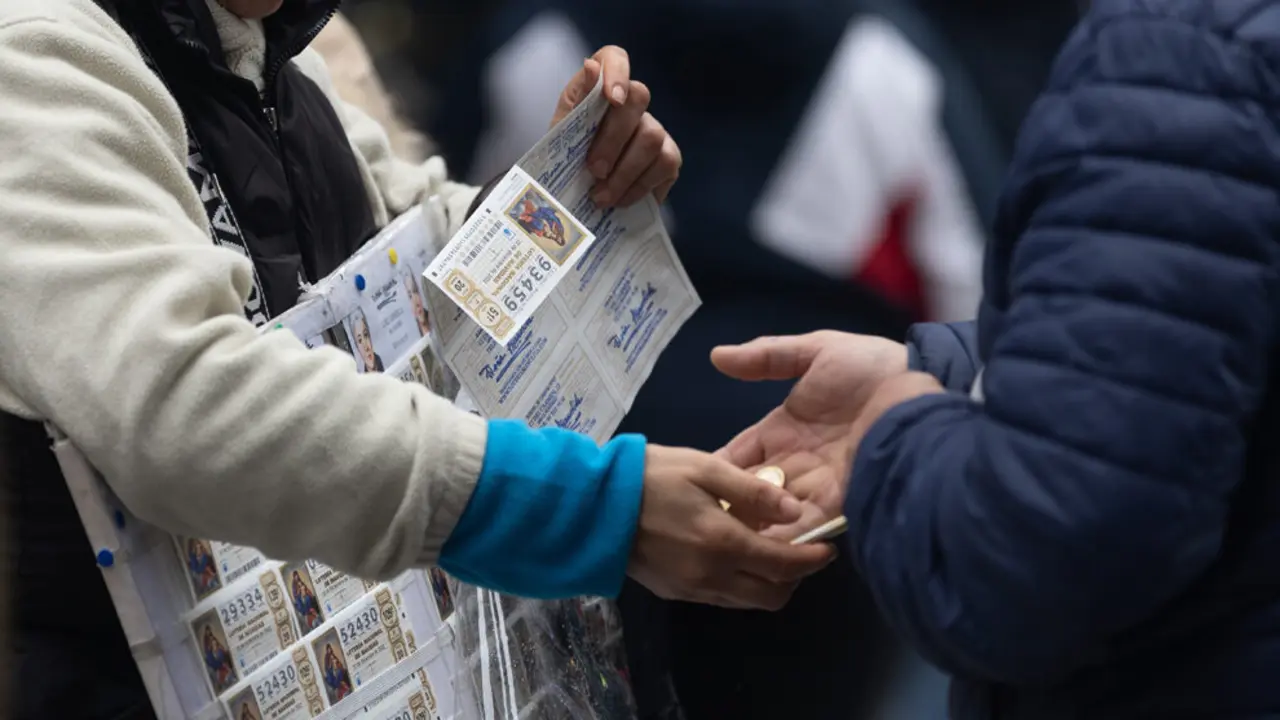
[
  {"xmin": 0, "ymin": 0, "xmax": 830, "ymax": 717},
  {"xmin": 714, "ymin": 1, "xmax": 1280, "ymax": 716}
]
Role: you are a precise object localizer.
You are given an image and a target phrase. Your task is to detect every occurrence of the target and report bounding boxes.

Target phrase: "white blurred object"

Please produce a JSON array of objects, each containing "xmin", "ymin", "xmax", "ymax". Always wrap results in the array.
[
  {"xmin": 751, "ymin": 17, "xmax": 984, "ymax": 322},
  {"xmin": 470, "ymin": 12, "xmax": 592, "ymax": 184},
  {"xmin": 311, "ymin": 12, "xmax": 432, "ymax": 162}
]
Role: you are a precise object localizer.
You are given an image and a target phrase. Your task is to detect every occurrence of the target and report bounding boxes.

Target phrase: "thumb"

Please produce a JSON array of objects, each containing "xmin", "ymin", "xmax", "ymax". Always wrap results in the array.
[
  {"xmin": 711, "ymin": 333, "xmax": 825, "ymax": 382},
  {"xmin": 551, "ymin": 58, "xmax": 602, "ymax": 128},
  {"xmin": 694, "ymin": 459, "xmax": 804, "ymax": 526}
]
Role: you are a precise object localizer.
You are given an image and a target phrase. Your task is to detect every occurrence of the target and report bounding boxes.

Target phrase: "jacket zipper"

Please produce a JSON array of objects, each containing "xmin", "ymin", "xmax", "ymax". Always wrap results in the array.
[{"xmin": 259, "ymin": 7, "xmax": 339, "ymax": 136}]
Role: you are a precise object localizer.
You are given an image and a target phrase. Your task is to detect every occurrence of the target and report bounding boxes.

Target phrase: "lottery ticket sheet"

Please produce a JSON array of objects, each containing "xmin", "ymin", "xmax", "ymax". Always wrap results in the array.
[
  {"xmin": 424, "ymin": 73, "xmax": 700, "ymax": 443},
  {"xmin": 186, "ymin": 566, "xmax": 299, "ymax": 697}
]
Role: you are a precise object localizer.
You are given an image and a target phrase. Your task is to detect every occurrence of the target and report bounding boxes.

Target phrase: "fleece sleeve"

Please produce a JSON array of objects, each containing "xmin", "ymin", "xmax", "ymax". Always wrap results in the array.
[
  {"xmin": 442, "ymin": 422, "xmax": 646, "ymax": 599},
  {"xmin": 0, "ymin": 10, "xmax": 489, "ymax": 580},
  {"xmin": 845, "ymin": 11, "xmax": 1280, "ymax": 684}
]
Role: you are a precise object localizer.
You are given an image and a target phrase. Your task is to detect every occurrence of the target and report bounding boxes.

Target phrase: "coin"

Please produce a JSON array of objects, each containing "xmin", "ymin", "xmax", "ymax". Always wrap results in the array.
[
  {"xmin": 722, "ymin": 466, "xmax": 788, "ymax": 511},
  {"xmin": 755, "ymin": 466, "xmax": 786, "ymax": 488}
]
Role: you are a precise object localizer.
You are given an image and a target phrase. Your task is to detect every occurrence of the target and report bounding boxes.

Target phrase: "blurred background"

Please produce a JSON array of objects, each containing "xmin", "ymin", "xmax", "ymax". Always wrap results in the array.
[{"xmin": 328, "ymin": 1, "xmax": 1083, "ymax": 719}]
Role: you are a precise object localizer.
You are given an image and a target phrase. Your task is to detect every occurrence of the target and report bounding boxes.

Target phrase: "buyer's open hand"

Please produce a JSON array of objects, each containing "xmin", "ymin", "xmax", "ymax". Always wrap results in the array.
[{"xmin": 712, "ymin": 332, "xmax": 909, "ymax": 540}]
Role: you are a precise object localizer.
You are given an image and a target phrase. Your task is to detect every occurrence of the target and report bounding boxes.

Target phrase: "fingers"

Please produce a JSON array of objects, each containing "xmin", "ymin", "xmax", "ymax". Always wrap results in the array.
[
  {"xmin": 711, "ymin": 332, "xmax": 832, "ymax": 382},
  {"xmin": 550, "ymin": 58, "xmax": 603, "ymax": 128},
  {"xmin": 586, "ymin": 81, "xmax": 651, "ymax": 186},
  {"xmin": 613, "ymin": 130, "xmax": 683, "ymax": 207},
  {"xmin": 691, "ymin": 457, "xmax": 803, "ymax": 526},
  {"xmin": 735, "ymin": 531, "xmax": 835, "ymax": 584},
  {"xmin": 594, "ymin": 45, "xmax": 632, "ymax": 106},
  {"xmin": 716, "ymin": 425, "xmax": 767, "ymax": 471},
  {"xmin": 551, "ymin": 45, "xmax": 632, "ymax": 127}
]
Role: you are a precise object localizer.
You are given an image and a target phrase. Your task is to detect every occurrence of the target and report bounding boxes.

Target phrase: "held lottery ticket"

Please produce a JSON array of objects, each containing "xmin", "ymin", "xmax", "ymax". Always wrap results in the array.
[
  {"xmin": 425, "ymin": 74, "xmax": 700, "ymax": 442},
  {"xmin": 222, "ymin": 645, "xmax": 327, "ymax": 720},
  {"xmin": 425, "ymin": 166, "xmax": 596, "ymax": 344},
  {"xmin": 309, "ymin": 586, "xmax": 416, "ymax": 708},
  {"xmin": 188, "ymin": 567, "xmax": 299, "ymax": 696},
  {"xmin": 175, "ymin": 535, "xmax": 267, "ymax": 604}
]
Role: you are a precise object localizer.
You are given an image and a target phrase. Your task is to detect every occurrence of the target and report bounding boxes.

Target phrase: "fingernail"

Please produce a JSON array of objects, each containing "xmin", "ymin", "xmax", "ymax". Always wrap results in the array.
[
  {"xmin": 591, "ymin": 160, "xmax": 610, "ymax": 179},
  {"xmin": 591, "ymin": 187, "xmax": 612, "ymax": 205},
  {"xmin": 779, "ymin": 495, "xmax": 803, "ymax": 519},
  {"xmin": 611, "ymin": 84, "xmax": 627, "ymax": 105}
]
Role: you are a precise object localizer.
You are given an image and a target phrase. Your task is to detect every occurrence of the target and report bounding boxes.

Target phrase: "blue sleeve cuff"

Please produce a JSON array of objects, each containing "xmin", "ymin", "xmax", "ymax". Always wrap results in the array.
[{"xmin": 439, "ymin": 419, "xmax": 646, "ymax": 599}]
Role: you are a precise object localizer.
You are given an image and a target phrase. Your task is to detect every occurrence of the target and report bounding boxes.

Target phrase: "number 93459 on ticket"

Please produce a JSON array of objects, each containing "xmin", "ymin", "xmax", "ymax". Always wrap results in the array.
[{"xmin": 425, "ymin": 166, "xmax": 596, "ymax": 345}]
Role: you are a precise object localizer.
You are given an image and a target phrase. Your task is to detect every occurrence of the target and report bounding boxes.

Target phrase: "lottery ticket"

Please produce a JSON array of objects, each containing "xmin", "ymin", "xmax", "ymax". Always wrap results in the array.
[
  {"xmin": 362, "ymin": 667, "xmax": 445, "ymax": 720},
  {"xmin": 426, "ymin": 166, "xmax": 596, "ymax": 344},
  {"xmin": 188, "ymin": 567, "xmax": 298, "ymax": 696},
  {"xmin": 385, "ymin": 335, "xmax": 455, "ymax": 397},
  {"xmin": 424, "ymin": 72, "xmax": 699, "ymax": 443},
  {"xmin": 221, "ymin": 645, "xmax": 326, "ymax": 720},
  {"xmin": 174, "ymin": 535, "xmax": 267, "ymax": 604},
  {"xmin": 309, "ymin": 586, "xmax": 415, "ymax": 707},
  {"xmin": 278, "ymin": 559, "xmax": 375, "ymax": 638}
]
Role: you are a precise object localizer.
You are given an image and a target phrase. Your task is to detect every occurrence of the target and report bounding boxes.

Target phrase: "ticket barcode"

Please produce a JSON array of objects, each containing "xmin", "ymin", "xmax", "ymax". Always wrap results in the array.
[{"xmin": 465, "ymin": 224, "xmax": 502, "ymax": 265}]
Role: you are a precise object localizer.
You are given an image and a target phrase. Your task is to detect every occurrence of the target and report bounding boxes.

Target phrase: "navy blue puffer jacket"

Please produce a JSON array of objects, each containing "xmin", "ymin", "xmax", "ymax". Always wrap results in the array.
[{"xmin": 847, "ymin": 1, "xmax": 1280, "ymax": 717}]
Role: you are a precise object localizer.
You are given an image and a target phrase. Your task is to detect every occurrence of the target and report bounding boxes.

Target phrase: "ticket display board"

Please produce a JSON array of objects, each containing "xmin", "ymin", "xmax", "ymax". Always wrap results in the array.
[{"xmin": 57, "ymin": 72, "xmax": 696, "ymax": 718}]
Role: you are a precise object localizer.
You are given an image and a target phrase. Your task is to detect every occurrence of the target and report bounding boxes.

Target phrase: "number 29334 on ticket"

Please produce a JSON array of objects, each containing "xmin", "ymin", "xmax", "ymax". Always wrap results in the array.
[{"xmin": 425, "ymin": 166, "xmax": 596, "ymax": 345}]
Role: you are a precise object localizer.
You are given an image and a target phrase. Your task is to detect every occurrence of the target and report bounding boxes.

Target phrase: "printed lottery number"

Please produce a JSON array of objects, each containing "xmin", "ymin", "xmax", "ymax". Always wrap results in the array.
[
  {"xmin": 447, "ymin": 274, "xmax": 472, "ymax": 298},
  {"xmin": 502, "ymin": 256, "xmax": 555, "ymax": 313},
  {"xmin": 220, "ymin": 587, "xmax": 265, "ymax": 626},
  {"xmin": 339, "ymin": 607, "xmax": 381, "ymax": 646},
  {"xmin": 253, "ymin": 664, "xmax": 298, "ymax": 705}
]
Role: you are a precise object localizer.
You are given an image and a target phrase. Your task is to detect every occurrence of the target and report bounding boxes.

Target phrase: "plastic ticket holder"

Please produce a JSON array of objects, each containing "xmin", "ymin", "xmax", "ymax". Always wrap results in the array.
[
  {"xmin": 518, "ymin": 686, "xmax": 597, "ymax": 720},
  {"xmin": 506, "ymin": 610, "xmax": 557, "ymax": 705}
]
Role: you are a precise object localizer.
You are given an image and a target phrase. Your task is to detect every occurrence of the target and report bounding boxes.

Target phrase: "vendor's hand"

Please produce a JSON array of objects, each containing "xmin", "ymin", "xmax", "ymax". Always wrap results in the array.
[
  {"xmin": 551, "ymin": 46, "xmax": 681, "ymax": 207},
  {"xmin": 629, "ymin": 445, "xmax": 834, "ymax": 610},
  {"xmin": 712, "ymin": 332, "xmax": 909, "ymax": 540}
]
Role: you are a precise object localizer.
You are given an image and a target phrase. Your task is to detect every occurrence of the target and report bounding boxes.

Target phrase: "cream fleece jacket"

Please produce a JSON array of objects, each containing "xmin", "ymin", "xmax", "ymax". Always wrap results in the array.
[{"xmin": 0, "ymin": 0, "xmax": 489, "ymax": 580}]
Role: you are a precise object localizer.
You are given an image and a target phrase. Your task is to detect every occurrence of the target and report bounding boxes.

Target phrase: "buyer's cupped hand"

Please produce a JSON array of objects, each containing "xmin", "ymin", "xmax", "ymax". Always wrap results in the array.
[{"xmin": 712, "ymin": 332, "xmax": 909, "ymax": 540}]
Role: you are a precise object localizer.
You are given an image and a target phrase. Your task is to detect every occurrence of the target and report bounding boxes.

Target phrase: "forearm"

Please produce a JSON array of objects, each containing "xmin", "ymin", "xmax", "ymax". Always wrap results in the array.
[{"xmin": 0, "ymin": 19, "xmax": 487, "ymax": 579}]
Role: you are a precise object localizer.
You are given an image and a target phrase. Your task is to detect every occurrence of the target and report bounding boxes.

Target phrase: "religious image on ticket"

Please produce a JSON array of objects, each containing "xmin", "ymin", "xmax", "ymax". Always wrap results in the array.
[
  {"xmin": 506, "ymin": 182, "xmax": 588, "ymax": 266},
  {"xmin": 280, "ymin": 561, "xmax": 326, "ymax": 636},
  {"xmin": 427, "ymin": 567, "xmax": 454, "ymax": 621},
  {"xmin": 192, "ymin": 607, "xmax": 241, "ymax": 695},
  {"xmin": 227, "ymin": 693, "xmax": 264, "ymax": 720},
  {"xmin": 311, "ymin": 628, "xmax": 355, "ymax": 707},
  {"xmin": 175, "ymin": 536, "xmax": 266, "ymax": 604}
]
